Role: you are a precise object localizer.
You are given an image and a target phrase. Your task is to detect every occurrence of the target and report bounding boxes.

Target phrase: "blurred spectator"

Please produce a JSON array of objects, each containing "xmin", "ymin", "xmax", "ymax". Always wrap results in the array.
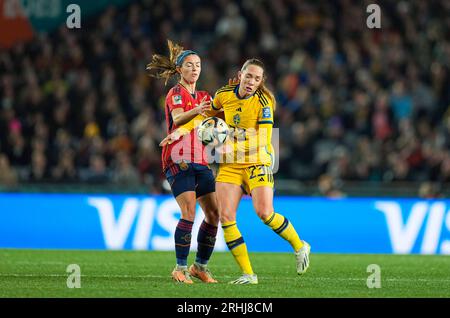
[
  {"xmin": 28, "ymin": 151, "xmax": 50, "ymax": 182},
  {"xmin": 111, "ymin": 151, "xmax": 140, "ymax": 185},
  {"xmin": 51, "ymin": 149, "xmax": 78, "ymax": 182},
  {"xmin": 216, "ymin": 3, "xmax": 247, "ymax": 43},
  {"xmin": 5, "ymin": 122, "xmax": 29, "ymax": 166},
  {"xmin": 315, "ymin": 174, "xmax": 346, "ymax": 198},
  {"xmin": 82, "ymin": 155, "xmax": 110, "ymax": 184},
  {"xmin": 390, "ymin": 81, "xmax": 413, "ymax": 121},
  {"xmin": 418, "ymin": 181, "xmax": 442, "ymax": 199},
  {"xmin": 440, "ymin": 153, "xmax": 450, "ymax": 183},
  {"xmin": 0, "ymin": 153, "xmax": 18, "ymax": 188},
  {"xmin": 0, "ymin": 0, "xmax": 448, "ymax": 194}
]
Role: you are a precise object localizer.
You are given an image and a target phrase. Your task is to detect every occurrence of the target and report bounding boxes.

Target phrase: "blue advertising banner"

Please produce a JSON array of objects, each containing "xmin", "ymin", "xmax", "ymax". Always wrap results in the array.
[{"xmin": 0, "ymin": 194, "xmax": 449, "ymax": 254}]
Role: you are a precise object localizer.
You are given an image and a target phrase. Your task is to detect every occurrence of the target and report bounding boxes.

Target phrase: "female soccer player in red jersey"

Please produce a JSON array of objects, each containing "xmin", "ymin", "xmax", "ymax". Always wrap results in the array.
[{"xmin": 146, "ymin": 40, "xmax": 219, "ymax": 284}]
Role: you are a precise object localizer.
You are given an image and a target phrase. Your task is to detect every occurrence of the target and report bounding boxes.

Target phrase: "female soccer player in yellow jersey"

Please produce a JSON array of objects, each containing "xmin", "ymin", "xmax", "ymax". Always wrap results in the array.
[{"xmin": 160, "ymin": 59, "xmax": 310, "ymax": 284}]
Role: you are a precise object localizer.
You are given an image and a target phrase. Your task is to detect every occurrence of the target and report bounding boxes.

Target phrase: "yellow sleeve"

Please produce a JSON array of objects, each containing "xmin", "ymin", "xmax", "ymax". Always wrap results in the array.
[
  {"xmin": 234, "ymin": 122, "xmax": 272, "ymax": 153},
  {"xmin": 241, "ymin": 93, "xmax": 274, "ymax": 160},
  {"xmin": 177, "ymin": 114, "xmax": 205, "ymax": 135},
  {"xmin": 232, "ymin": 122, "xmax": 272, "ymax": 165},
  {"xmin": 257, "ymin": 102, "xmax": 274, "ymax": 125},
  {"xmin": 243, "ymin": 123, "xmax": 272, "ymax": 152},
  {"xmin": 256, "ymin": 95, "xmax": 274, "ymax": 147},
  {"xmin": 257, "ymin": 123, "xmax": 272, "ymax": 148},
  {"xmin": 212, "ymin": 90, "xmax": 223, "ymax": 111}
]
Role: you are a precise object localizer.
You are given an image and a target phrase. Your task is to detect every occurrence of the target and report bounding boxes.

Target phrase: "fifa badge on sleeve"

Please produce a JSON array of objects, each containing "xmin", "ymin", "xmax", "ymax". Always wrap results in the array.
[
  {"xmin": 262, "ymin": 107, "xmax": 271, "ymax": 118},
  {"xmin": 173, "ymin": 95, "xmax": 182, "ymax": 105}
]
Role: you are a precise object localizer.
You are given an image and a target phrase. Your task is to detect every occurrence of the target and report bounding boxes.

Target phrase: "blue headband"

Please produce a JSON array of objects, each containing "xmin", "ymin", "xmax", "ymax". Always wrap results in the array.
[{"xmin": 176, "ymin": 50, "xmax": 197, "ymax": 66}]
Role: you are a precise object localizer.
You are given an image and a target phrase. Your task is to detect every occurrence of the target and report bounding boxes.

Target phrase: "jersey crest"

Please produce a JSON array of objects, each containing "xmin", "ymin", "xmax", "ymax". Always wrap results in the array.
[{"xmin": 233, "ymin": 113, "xmax": 241, "ymax": 125}]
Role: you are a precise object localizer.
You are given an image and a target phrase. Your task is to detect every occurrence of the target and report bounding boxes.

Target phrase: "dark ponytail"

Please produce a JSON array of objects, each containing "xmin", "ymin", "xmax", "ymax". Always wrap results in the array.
[{"xmin": 146, "ymin": 40, "xmax": 184, "ymax": 85}]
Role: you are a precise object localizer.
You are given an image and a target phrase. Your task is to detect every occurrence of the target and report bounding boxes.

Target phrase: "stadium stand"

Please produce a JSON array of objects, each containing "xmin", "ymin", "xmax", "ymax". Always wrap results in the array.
[{"xmin": 0, "ymin": 0, "xmax": 448, "ymax": 196}]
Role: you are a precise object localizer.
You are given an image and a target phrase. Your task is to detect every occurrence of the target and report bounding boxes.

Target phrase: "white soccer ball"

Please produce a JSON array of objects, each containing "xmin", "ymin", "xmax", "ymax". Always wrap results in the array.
[{"xmin": 197, "ymin": 117, "xmax": 229, "ymax": 146}]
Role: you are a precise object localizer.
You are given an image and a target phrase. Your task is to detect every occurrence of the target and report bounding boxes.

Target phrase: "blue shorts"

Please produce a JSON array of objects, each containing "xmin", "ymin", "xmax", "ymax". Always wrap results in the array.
[{"xmin": 165, "ymin": 163, "xmax": 216, "ymax": 198}]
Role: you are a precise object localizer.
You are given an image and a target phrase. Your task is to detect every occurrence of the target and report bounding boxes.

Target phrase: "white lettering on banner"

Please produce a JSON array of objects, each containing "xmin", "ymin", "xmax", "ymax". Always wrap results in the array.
[
  {"xmin": 89, "ymin": 197, "xmax": 226, "ymax": 251},
  {"xmin": 88, "ymin": 198, "xmax": 141, "ymax": 250},
  {"xmin": 421, "ymin": 203, "xmax": 445, "ymax": 254},
  {"xmin": 441, "ymin": 213, "xmax": 450, "ymax": 254},
  {"xmin": 132, "ymin": 199, "xmax": 156, "ymax": 250},
  {"xmin": 375, "ymin": 202, "xmax": 428, "ymax": 254},
  {"xmin": 152, "ymin": 199, "xmax": 181, "ymax": 250},
  {"xmin": 151, "ymin": 200, "xmax": 227, "ymax": 251},
  {"xmin": 375, "ymin": 201, "xmax": 450, "ymax": 254}
]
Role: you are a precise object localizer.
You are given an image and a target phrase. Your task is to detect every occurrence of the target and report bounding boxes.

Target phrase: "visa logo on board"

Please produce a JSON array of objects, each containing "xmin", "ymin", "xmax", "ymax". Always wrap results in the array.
[
  {"xmin": 87, "ymin": 197, "xmax": 227, "ymax": 251},
  {"xmin": 375, "ymin": 201, "xmax": 450, "ymax": 254},
  {"xmin": 87, "ymin": 197, "xmax": 450, "ymax": 255}
]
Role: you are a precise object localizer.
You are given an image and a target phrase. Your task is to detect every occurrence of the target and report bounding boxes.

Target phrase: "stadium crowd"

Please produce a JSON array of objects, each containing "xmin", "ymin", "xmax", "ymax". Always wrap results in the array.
[{"xmin": 0, "ymin": 0, "xmax": 448, "ymax": 194}]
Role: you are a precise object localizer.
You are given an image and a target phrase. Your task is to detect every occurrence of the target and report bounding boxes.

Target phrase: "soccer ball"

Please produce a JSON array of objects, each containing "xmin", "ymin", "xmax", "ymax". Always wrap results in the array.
[{"xmin": 197, "ymin": 117, "xmax": 229, "ymax": 146}]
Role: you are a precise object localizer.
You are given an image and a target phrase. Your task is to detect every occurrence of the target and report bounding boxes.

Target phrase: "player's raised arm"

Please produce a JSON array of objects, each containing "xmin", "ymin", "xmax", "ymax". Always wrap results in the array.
[
  {"xmin": 159, "ymin": 89, "xmax": 224, "ymax": 147},
  {"xmin": 171, "ymin": 95, "xmax": 211, "ymax": 126},
  {"xmin": 179, "ymin": 98, "xmax": 223, "ymax": 132},
  {"xmin": 159, "ymin": 110, "xmax": 223, "ymax": 147}
]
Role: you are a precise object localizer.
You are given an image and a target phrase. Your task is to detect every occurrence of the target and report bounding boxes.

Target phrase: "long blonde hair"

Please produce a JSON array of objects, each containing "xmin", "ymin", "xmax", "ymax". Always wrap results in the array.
[
  {"xmin": 241, "ymin": 58, "xmax": 276, "ymax": 111},
  {"xmin": 146, "ymin": 40, "xmax": 185, "ymax": 85}
]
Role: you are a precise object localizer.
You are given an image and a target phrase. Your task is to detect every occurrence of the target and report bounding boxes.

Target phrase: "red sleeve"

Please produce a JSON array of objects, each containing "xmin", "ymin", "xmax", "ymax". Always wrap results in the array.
[
  {"xmin": 166, "ymin": 86, "xmax": 187, "ymax": 112},
  {"xmin": 198, "ymin": 91, "xmax": 213, "ymax": 104}
]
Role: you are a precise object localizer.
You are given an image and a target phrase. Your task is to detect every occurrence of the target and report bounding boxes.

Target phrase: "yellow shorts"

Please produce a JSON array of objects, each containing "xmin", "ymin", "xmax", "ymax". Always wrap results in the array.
[{"xmin": 216, "ymin": 164, "xmax": 274, "ymax": 194}]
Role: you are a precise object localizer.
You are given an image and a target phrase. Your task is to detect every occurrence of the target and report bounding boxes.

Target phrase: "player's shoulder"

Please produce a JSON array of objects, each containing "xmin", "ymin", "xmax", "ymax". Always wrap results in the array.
[
  {"xmin": 167, "ymin": 84, "xmax": 186, "ymax": 98},
  {"xmin": 215, "ymin": 84, "xmax": 238, "ymax": 96},
  {"xmin": 255, "ymin": 88, "xmax": 271, "ymax": 107},
  {"xmin": 166, "ymin": 84, "xmax": 185, "ymax": 101},
  {"xmin": 166, "ymin": 84, "xmax": 188, "ymax": 107}
]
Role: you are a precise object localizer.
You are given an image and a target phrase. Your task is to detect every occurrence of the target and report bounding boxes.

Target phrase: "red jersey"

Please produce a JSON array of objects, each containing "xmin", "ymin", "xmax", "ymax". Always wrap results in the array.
[{"xmin": 162, "ymin": 83, "xmax": 211, "ymax": 174}]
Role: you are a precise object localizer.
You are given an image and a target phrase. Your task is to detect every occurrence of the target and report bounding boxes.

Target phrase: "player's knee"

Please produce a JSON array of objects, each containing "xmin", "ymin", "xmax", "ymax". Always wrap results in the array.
[
  {"xmin": 204, "ymin": 207, "xmax": 219, "ymax": 225},
  {"xmin": 180, "ymin": 205, "xmax": 196, "ymax": 221},
  {"xmin": 254, "ymin": 206, "xmax": 272, "ymax": 221},
  {"xmin": 219, "ymin": 212, "xmax": 235, "ymax": 224}
]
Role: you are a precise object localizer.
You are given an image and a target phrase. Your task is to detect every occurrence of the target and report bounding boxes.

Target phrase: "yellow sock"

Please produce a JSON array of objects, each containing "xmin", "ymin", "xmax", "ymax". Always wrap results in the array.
[
  {"xmin": 222, "ymin": 221, "xmax": 254, "ymax": 275},
  {"xmin": 264, "ymin": 212, "xmax": 304, "ymax": 252}
]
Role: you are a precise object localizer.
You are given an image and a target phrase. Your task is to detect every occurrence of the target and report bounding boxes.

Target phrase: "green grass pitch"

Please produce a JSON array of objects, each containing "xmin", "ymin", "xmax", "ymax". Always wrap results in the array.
[{"xmin": 0, "ymin": 249, "xmax": 449, "ymax": 298}]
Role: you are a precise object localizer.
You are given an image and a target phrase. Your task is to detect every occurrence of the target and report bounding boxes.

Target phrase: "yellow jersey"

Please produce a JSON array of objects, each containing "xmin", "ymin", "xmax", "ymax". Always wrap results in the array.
[{"xmin": 212, "ymin": 84, "xmax": 274, "ymax": 167}]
